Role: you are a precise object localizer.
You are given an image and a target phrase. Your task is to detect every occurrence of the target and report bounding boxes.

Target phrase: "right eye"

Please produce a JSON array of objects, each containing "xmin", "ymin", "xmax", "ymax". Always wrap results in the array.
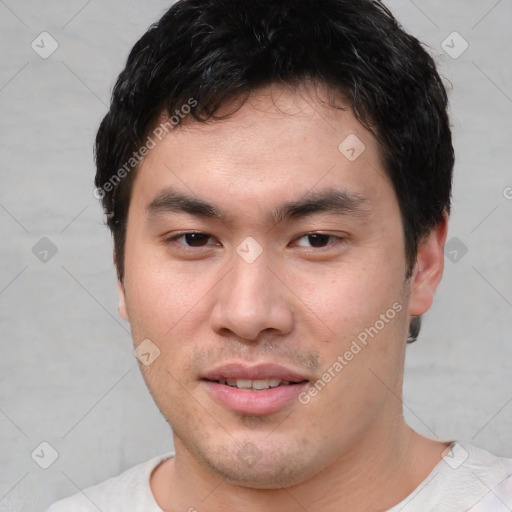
[{"xmin": 164, "ymin": 231, "xmax": 221, "ymax": 251}]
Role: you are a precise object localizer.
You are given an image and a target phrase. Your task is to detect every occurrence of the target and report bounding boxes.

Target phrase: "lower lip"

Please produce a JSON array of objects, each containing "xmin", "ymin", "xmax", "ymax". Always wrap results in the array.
[{"xmin": 203, "ymin": 380, "xmax": 308, "ymax": 415}]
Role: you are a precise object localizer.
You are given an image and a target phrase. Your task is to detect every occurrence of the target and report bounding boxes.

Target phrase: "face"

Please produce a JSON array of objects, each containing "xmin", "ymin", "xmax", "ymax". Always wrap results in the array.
[{"xmin": 118, "ymin": 83, "xmax": 443, "ymax": 488}]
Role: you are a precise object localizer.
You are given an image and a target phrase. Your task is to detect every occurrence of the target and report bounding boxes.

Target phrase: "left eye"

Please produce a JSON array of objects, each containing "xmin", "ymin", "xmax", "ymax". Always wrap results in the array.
[
  {"xmin": 294, "ymin": 233, "xmax": 340, "ymax": 248},
  {"xmin": 170, "ymin": 232, "xmax": 216, "ymax": 247}
]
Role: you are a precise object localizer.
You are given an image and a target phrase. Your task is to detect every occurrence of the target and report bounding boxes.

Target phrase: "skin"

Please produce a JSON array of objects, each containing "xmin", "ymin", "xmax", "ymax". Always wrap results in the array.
[{"xmin": 117, "ymin": 83, "xmax": 449, "ymax": 512}]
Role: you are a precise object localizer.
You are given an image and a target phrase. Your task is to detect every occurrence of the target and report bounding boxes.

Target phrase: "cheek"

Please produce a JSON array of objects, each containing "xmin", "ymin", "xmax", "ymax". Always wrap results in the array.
[
  {"xmin": 290, "ymin": 259, "xmax": 409, "ymax": 407},
  {"xmin": 286, "ymin": 256, "xmax": 404, "ymax": 337},
  {"xmin": 123, "ymin": 246, "xmax": 208, "ymax": 336}
]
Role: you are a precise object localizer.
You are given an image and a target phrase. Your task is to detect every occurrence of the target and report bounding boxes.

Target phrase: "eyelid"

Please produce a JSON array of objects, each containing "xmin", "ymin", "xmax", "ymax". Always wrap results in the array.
[
  {"xmin": 164, "ymin": 231, "xmax": 219, "ymax": 248},
  {"xmin": 292, "ymin": 232, "xmax": 347, "ymax": 249}
]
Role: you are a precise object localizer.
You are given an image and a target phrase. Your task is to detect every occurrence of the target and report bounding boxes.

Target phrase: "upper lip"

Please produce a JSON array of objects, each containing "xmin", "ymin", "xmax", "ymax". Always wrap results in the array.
[{"xmin": 201, "ymin": 362, "xmax": 312, "ymax": 382}]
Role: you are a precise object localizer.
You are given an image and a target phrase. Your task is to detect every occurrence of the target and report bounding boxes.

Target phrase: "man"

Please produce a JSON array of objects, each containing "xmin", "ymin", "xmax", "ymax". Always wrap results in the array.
[{"xmin": 47, "ymin": 0, "xmax": 512, "ymax": 510}]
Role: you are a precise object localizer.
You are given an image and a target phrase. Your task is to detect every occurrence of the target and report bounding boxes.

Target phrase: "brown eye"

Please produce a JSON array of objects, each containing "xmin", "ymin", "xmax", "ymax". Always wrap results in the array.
[
  {"xmin": 306, "ymin": 234, "xmax": 331, "ymax": 247},
  {"xmin": 182, "ymin": 233, "xmax": 210, "ymax": 246},
  {"xmin": 295, "ymin": 233, "xmax": 338, "ymax": 248},
  {"xmin": 166, "ymin": 232, "xmax": 215, "ymax": 248}
]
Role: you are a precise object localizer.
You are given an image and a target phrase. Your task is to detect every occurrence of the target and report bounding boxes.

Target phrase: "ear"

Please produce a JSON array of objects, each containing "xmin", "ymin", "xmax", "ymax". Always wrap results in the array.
[
  {"xmin": 117, "ymin": 278, "xmax": 129, "ymax": 321},
  {"xmin": 408, "ymin": 212, "xmax": 448, "ymax": 316},
  {"xmin": 114, "ymin": 252, "xmax": 129, "ymax": 321}
]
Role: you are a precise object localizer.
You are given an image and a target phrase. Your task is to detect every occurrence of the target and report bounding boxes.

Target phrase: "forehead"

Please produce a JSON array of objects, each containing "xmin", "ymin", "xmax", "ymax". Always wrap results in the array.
[{"xmin": 132, "ymin": 83, "xmax": 393, "ymax": 218}]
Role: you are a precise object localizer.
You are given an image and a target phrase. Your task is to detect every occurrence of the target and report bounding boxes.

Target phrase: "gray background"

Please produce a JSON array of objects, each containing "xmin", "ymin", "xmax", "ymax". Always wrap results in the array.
[{"xmin": 0, "ymin": 1, "xmax": 511, "ymax": 510}]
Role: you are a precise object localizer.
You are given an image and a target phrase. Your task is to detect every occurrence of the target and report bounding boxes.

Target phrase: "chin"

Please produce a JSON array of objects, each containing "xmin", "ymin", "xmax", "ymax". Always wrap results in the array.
[{"xmin": 194, "ymin": 439, "xmax": 322, "ymax": 489}]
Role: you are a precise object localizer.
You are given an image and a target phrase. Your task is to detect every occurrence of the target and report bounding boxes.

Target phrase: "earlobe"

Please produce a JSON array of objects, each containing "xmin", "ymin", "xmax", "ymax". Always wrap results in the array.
[
  {"xmin": 117, "ymin": 279, "xmax": 129, "ymax": 321},
  {"xmin": 408, "ymin": 213, "xmax": 448, "ymax": 317}
]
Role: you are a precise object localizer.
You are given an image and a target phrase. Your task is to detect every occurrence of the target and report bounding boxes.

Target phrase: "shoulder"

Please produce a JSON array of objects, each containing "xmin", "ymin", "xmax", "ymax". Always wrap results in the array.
[
  {"xmin": 389, "ymin": 442, "xmax": 512, "ymax": 511},
  {"xmin": 454, "ymin": 442, "xmax": 512, "ymax": 510},
  {"xmin": 45, "ymin": 453, "xmax": 173, "ymax": 512}
]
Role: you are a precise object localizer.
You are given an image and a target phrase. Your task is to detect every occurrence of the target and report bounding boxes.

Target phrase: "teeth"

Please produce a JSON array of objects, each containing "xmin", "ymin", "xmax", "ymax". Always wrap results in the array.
[
  {"xmin": 216, "ymin": 378, "xmax": 294, "ymax": 390},
  {"xmin": 252, "ymin": 379, "xmax": 271, "ymax": 390},
  {"xmin": 236, "ymin": 379, "xmax": 253, "ymax": 389}
]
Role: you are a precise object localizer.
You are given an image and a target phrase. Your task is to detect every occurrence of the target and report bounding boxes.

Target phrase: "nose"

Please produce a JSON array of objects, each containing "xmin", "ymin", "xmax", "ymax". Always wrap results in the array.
[{"xmin": 209, "ymin": 248, "xmax": 294, "ymax": 342}]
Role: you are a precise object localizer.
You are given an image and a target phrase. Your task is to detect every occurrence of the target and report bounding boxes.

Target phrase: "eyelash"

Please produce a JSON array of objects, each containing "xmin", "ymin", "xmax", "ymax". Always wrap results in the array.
[{"xmin": 164, "ymin": 231, "xmax": 346, "ymax": 251}]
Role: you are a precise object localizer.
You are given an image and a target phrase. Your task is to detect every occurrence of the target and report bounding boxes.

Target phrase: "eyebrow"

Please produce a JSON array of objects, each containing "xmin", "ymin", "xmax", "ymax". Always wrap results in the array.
[
  {"xmin": 271, "ymin": 188, "xmax": 369, "ymax": 224},
  {"xmin": 147, "ymin": 189, "xmax": 226, "ymax": 220},
  {"xmin": 146, "ymin": 187, "xmax": 369, "ymax": 225}
]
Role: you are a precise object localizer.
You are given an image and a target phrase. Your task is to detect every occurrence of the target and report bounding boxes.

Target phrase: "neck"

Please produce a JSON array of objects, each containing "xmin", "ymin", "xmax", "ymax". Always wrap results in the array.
[{"xmin": 151, "ymin": 418, "xmax": 448, "ymax": 512}]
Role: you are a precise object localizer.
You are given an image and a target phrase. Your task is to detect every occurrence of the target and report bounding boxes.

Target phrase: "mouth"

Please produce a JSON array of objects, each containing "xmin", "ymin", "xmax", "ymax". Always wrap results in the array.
[
  {"xmin": 206, "ymin": 378, "xmax": 305, "ymax": 391},
  {"xmin": 201, "ymin": 363, "xmax": 311, "ymax": 415}
]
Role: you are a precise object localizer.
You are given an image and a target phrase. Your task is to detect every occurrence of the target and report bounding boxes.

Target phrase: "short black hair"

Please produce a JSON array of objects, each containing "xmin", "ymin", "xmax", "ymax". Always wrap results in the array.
[{"xmin": 95, "ymin": 0, "xmax": 453, "ymax": 290}]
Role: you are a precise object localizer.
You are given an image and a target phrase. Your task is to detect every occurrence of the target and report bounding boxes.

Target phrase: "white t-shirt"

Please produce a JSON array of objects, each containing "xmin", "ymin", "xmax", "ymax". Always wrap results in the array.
[{"xmin": 46, "ymin": 442, "xmax": 512, "ymax": 511}]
